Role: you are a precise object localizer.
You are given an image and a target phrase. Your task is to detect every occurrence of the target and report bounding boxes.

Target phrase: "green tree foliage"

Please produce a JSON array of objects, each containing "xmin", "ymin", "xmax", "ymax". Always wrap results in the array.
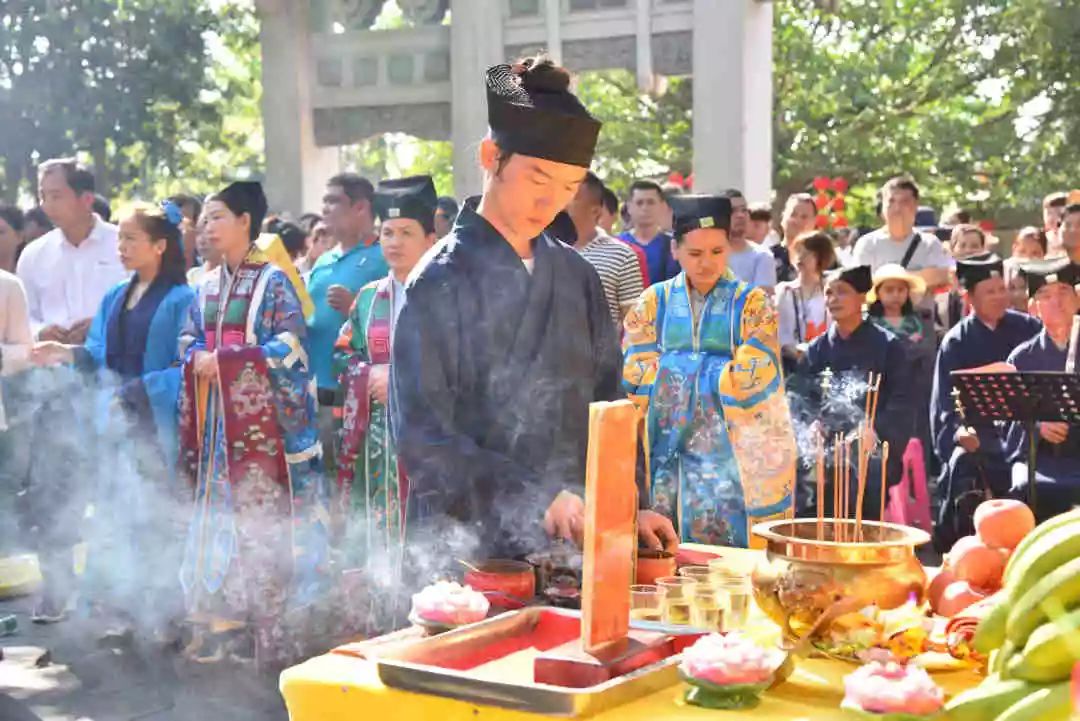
[
  {"xmin": 4, "ymin": 0, "xmax": 1074, "ymax": 225},
  {"xmin": 573, "ymin": 71, "xmax": 692, "ymax": 199},
  {"xmin": 575, "ymin": 0, "xmax": 1078, "ymax": 224},
  {"xmin": 0, "ymin": 0, "xmax": 221, "ymax": 202},
  {"xmin": 772, "ymin": 0, "xmax": 1079, "ymax": 225}
]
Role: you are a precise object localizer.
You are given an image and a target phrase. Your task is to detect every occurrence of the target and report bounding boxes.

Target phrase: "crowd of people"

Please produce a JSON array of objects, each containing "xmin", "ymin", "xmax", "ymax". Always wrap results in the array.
[{"xmin": 0, "ymin": 54, "xmax": 1078, "ymax": 673}]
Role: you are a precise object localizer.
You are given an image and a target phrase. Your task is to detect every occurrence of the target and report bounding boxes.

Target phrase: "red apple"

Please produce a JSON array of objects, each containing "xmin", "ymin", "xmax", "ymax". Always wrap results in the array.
[
  {"xmin": 936, "ymin": 580, "xmax": 988, "ymax": 618},
  {"xmin": 927, "ymin": 568, "xmax": 956, "ymax": 612},
  {"xmin": 950, "ymin": 535, "xmax": 1006, "ymax": 589},
  {"xmin": 975, "ymin": 499, "xmax": 1036, "ymax": 550}
]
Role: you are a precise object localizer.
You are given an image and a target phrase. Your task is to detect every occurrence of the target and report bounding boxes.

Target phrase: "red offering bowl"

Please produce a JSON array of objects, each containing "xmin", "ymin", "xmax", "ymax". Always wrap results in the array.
[
  {"xmin": 465, "ymin": 560, "xmax": 536, "ymax": 606},
  {"xmin": 635, "ymin": 549, "xmax": 676, "ymax": 585}
]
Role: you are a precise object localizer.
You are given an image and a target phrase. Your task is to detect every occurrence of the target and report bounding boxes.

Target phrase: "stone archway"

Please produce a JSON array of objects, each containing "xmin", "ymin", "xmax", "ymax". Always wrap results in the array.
[{"xmin": 256, "ymin": 0, "xmax": 773, "ymax": 214}]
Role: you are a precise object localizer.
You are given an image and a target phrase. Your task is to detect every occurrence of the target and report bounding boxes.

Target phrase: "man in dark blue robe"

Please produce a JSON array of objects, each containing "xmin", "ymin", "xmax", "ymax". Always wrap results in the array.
[
  {"xmin": 392, "ymin": 57, "xmax": 676, "ymax": 562},
  {"xmin": 930, "ymin": 255, "xmax": 1042, "ymax": 548},
  {"xmin": 794, "ymin": 265, "xmax": 911, "ymax": 520},
  {"xmin": 1004, "ymin": 259, "xmax": 1080, "ymax": 521}
]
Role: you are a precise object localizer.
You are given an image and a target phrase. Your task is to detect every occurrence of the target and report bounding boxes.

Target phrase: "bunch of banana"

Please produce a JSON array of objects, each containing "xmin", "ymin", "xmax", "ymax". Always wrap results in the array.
[{"xmin": 947, "ymin": 508, "xmax": 1080, "ymax": 719}]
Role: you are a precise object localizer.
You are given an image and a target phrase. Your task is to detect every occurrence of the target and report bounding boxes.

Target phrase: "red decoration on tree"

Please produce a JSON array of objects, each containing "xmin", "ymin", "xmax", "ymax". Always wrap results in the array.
[
  {"xmin": 808, "ymin": 175, "xmax": 850, "ymax": 230},
  {"xmin": 978, "ymin": 220, "xmax": 996, "ymax": 231},
  {"xmin": 668, "ymin": 171, "xmax": 685, "ymax": 188},
  {"xmin": 685, "ymin": 173, "xmax": 694, "ymax": 190}
]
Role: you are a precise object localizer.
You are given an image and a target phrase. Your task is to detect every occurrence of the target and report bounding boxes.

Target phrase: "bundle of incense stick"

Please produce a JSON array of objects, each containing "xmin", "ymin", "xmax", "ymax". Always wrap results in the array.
[
  {"xmin": 815, "ymin": 372, "xmax": 884, "ymax": 542},
  {"xmin": 815, "ymin": 429, "xmax": 825, "ymax": 540}
]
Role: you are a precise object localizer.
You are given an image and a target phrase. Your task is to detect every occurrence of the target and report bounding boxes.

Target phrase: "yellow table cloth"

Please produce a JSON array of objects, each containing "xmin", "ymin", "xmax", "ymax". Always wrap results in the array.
[{"xmin": 279, "ymin": 547, "xmax": 981, "ymax": 720}]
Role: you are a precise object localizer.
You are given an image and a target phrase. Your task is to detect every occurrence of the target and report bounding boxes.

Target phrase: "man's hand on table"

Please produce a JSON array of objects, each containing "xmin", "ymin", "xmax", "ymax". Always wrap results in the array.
[
  {"xmin": 543, "ymin": 490, "xmax": 585, "ymax": 546},
  {"xmin": 638, "ymin": 510, "xmax": 678, "ymax": 552}
]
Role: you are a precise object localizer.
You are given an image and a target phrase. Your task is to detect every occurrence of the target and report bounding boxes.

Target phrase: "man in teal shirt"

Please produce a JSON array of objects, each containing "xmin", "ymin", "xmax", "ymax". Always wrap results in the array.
[{"xmin": 308, "ymin": 173, "xmax": 389, "ymax": 474}]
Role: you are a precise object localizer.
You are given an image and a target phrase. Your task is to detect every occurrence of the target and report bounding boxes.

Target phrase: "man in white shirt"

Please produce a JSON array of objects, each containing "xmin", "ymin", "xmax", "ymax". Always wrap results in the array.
[
  {"xmin": 852, "ymin": 176, "xmax": 952, "ymax": 290},
  {"xmin": 16, "ymin": 158, "xmax": 125, "ymax": 344},
  {"xmin": 14, "ymin": 159, "xmax": 123, "ymax": 623},
  {"xmin": 723, "ymin": 189, "xmax": 776, "ymax": 291}
]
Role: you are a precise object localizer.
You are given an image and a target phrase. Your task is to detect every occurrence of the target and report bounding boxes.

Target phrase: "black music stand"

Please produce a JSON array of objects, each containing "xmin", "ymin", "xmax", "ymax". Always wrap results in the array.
[{"xmin": 951, "ymin": 370, "xmax": 1080, "ymax": 512}]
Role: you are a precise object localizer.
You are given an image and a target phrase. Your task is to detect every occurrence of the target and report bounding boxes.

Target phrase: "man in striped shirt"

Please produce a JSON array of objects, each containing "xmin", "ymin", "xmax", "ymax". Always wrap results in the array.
[{"xmin": 566, "ymin": 173, "xmax": 645, "ymax": 326}]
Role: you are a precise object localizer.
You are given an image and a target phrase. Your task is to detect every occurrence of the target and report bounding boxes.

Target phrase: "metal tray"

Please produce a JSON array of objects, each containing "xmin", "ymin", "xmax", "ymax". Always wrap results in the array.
[{"xmin": 373, "ymin": 607, "xmax": 692, "ymax": 717}]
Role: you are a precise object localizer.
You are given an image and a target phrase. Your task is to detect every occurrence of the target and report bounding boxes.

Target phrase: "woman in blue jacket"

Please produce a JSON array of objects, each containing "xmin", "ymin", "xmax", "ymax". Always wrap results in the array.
[{"xmin": 34, "ymin": 201, "xmax": 194, "ymax": 636}]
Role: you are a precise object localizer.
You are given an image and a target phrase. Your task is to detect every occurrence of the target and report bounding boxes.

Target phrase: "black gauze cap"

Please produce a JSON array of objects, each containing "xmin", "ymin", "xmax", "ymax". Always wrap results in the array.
[
  {"xmin": 214, "ymin": 180, "xmax": 267, "ymax": 242},
  {"xmin": 956, "ymin": 253, "xmax": 1004, "ymax": 291},
  {"xmin": 544, "ymin": 210, "xmax": 577, "ymax": 246},
  {"xmin": 1018, "ymin": 257, "xmax": 1080, "ymax": 298},
  {"xmin": 827, "ymin": 264, "xmax": 873, "ymax": 294},
  {"xmin": 374, "ymin": 175, "xmax": 437, "ymax": 230},
  {"xmin": 485, "ymin": 62, "xmax": 601, "ymax": 168},
  {"xmin": 669, "ymin": 195, "xmax": 732, "ymax": 239}
]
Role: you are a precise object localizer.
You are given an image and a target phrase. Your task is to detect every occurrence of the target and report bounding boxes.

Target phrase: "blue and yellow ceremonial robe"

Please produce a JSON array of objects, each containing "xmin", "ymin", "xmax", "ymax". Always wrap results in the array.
[{"xmin": 623, "ymin": 271, "xmax": 796, "ymax": 548}]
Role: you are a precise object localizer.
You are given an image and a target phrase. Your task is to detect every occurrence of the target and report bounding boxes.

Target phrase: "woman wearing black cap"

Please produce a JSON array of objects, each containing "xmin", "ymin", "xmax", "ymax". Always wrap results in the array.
[
  {"xmin": 391, "ymin": 56, "xmax": 676, "ymax": 562},
  {"xmin": 176, "ymin": 181, "xmax": 328, "ymax": 669},
  {"xmin": 332, "ymin": 175, "xmax": 439, "ymax": 633},
  {"xmin": 623, "ymin": 194, "xmax": 797, "ymax": 548}
]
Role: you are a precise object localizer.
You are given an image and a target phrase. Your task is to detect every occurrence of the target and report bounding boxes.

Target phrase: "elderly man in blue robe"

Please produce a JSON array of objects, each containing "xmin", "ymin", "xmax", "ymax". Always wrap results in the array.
[
  {"xmin": 1004, "ymin": 259, "xmax": 1080, "ymax": 521},
  {"xmin": 930, "ymin": 255, "xmax": 1041, "ymax": 548}
]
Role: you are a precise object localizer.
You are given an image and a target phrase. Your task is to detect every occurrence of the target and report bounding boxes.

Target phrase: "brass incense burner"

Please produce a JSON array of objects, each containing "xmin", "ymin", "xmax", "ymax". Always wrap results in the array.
[{"xmin": 750, "ymin": 519, "xmax": 930, "ymax": 642}]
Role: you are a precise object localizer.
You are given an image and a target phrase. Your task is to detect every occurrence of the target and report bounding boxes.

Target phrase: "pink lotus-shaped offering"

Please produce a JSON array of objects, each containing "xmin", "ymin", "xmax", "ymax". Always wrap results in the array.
[
  {"xmin": 843, "ymin": 661, "xmax": 944, "ymax": 717},
  {"xmin": 681, "ymin": 632, "xmax": 785, "ymax": 686},
  {"xmin": 411, "ymin": 581, "xmax": 490, "ymax": 626}
]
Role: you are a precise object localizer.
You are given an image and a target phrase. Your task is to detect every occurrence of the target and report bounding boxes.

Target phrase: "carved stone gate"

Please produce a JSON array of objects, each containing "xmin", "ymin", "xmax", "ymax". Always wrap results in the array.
[{"xmin": 256, "ymin": 0, "xmax": 772, "ymax": 215}]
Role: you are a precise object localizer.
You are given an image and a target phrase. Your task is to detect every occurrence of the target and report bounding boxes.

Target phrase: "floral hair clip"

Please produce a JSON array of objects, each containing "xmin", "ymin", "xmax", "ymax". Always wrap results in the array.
[{"xmin": 160, "ymin": 200, "xmax": 184, "ymax": 227}]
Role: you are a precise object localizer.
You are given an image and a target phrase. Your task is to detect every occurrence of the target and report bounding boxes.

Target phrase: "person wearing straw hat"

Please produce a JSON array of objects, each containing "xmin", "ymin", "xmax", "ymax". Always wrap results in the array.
[
  {"xmin": 867, "ymin": 264, "xmax": 936, "ymax": 479},
  {"xmin": 867, "ymin": 264, "xmax": 928, "ymax": 341},
  {"xmin": 1003, "ymin": 258, "xmax": 1080, "ymax": 520}
]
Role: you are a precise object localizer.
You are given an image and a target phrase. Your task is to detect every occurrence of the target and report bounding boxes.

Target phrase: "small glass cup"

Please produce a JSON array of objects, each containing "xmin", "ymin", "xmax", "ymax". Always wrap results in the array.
[
  {"xmin": 708, "ymin": 554, "xmax": 755, "ymax": 577},
  {"xmin": 690, "ymin": 586, "xmax": 726, "ymax": 632},
  {"xmin": 679, "ymin": 565, "xmax": 715, "ymax": 589},
  {"xmin": 712, "ymin": 571, "xmax": 753, "ymax": 630},
  {"xmin": 656, "ymin": 576, "xmax": 697, "ymax": 625},
  {"xmin": 629, "ymin": 584, "xmax": 661, "ymax": 622}
]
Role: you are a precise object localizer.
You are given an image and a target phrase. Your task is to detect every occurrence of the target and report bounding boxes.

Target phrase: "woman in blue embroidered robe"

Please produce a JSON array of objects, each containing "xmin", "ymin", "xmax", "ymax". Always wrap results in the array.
[
  {"xmin": 623, "ymin": 195, "xmax": 797, "ymax": 548},
  {"xmin": 176, "ymin": 182, "xmax": 328, "ymax": 669},
  {"xmin": 32, "ymin": 202, "xmax": 194, "ymax": 631}
]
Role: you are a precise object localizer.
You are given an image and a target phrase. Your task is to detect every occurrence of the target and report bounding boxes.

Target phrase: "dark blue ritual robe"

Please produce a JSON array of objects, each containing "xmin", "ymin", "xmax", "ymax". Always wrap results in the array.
[
  {"xmin": 929, "ymin": 309, "xmax": 1041, "ymax": 547},
  {"xmin": 1004, "ymin": 330, "xmax": 1080, "ymax": 521},
  {"xmin": 390, "ymin": 207, "xmax": 623, "ymax": 560},
  {"xmin": 792, "ymin": 320, "xmax": 911, "ymax": 520}
]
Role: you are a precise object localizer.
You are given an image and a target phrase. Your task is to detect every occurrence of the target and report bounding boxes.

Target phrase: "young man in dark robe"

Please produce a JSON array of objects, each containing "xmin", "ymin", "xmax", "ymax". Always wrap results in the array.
[
  {"xmin": 391, "ymin": 56, "xmax": 677, "ymax": 563},
  {"xmin": 794, "ymin": 265, "xmax": 911, "ymax": 520},
  {"xmin": 1004, "ymin": 259, "xmax": 1080, "ymax": 521},
  {"xmin": 930, "ymin": 255, "xmax": 1042, "ymax": 548}
]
